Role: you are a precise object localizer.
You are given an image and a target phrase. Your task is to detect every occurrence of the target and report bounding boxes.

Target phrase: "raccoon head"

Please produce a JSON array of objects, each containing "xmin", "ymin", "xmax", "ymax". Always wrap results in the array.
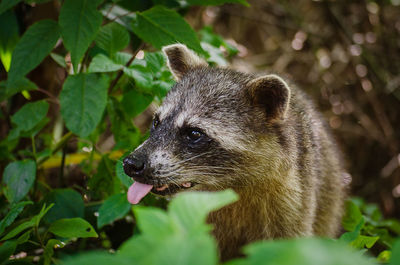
[{"xmin": 123, "ymin": 44, "xmax": 291, "ymax": 204}]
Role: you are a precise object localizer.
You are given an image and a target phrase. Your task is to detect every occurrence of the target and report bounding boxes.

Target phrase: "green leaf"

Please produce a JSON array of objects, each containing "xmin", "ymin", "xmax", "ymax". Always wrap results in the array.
[
  {"xmin": 123, "ymin": 64, "xmax": 153, "ymax": 90},
  {"xmin": 87, "ymin": 156, "xmax": 118, "ymax": 200},
  {"xmin": 0, "ymin": 0, "xmax": 23, "ymax": 16},
  {"xmin": 0, "ymin": 201, "xmax": 33, "ymax": 236},
  {"xmin": 133, "ymin": 206, "xmax": 175, "ymax": 237},
  {"xmin": 43, "ymin": 188, "xmax": 85, "ymax": 223},
  {"xmin": 377, "ymin": 250, "xmax": 391, "ymax": 263},
  {"xmin": 62, "ymin": 252, "xmax": 132, "ymax": 265},
  {"xmin": 97, "ymin": 193, "xmax": 131, "ymax": 229},
  {"xmin": 342, "ymin": 200, "xmax": 363, "ymax": 232},
  {"xmin": 390, "ymin": 239, "xmax": 400, "ymax": 265},
  {"xmin": 88, "ymin": 53, "xmax": 123, "ymax": 73},
  {"xmin": 350, "ymin": 235, "xmax": 379, "ymax": 249},
  {"xmin": 0, "ymin": 10, "xmax": 19, "ymax": 72},
  {"xmin": 185, "ymin": 0, "xmax": 249, "ymax": 6},
  {"xmin": 121, "ymin": 89, "xmax": 154, "ymax": 118},
  {"xmin": 115, "ymin": 157, "xmax": 134, "ymax": 188},
  {"xmin": 7, "ymin": 20, "xmax": 60, "ymax": 89},
  {"xmin": 11, "ymin": 100, "xmax": 49, "ymax": 132},
  {"xmin": 0, "ymin": 78, "xmax": 37, "ymax": 101},
  {"xmin": 169, "ymin": 190, "xmax": 238, "ymax": 231},
  {"xmin": 131, "ymin": 6, "xmax": 204, "ymax": 55},
  {"xmin": 50, "ymin": 53, "xmax": 66, "ymax": 68},
  {"xmin": 144, "ymin": 52, "xmax": 165, "ymax": 74},
  {"xmin": 44, "ymin": 239, "xmax": 66, "ymax": 265},
  {"xmin": 59, "ymin": 0, "xmax": 103, "ymax": 71},
  {"xmin": 95, "ymin": 22, "xmax": 130, "ymax": 56},
  {"xmin": 49, "ymin": 218, "xmax": 98, "ymax": 238},
  {"xmin": 60, "ymin": 73, "xmax": 108, "ymax": 137},
  {"xmin": 1, "ymin": 204, "xmax": 53, "ymax": 241},
  {"xmin": 231, "ymin": 238, "xmax": 375, "ymax": 265},
  {"xmin": 2, "ymin": 160, "xmax": 36, "ymax": 203},
  {"xmin": 0, "ymin": 240, "xmax": 16, "ymax": 264}
]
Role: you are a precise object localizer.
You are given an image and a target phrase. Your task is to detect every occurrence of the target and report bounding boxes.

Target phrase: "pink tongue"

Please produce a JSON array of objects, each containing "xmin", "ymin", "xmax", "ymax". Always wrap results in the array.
[{"xmin": 127, "ymin": 182, "xmax": 153, "ymax": 204}]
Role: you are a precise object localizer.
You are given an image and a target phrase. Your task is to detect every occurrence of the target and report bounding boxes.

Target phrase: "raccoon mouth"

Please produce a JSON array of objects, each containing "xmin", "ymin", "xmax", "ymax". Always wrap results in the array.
[{"xmin": 127, "ymin": 180, "xmax": 195, "ymax": 204}]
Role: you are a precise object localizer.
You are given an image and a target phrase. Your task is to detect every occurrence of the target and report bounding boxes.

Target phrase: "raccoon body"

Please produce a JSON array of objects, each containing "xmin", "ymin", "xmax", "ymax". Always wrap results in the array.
[{"xmin": 123, "ymin": 44, "xmax": 346, "ymax": 260}]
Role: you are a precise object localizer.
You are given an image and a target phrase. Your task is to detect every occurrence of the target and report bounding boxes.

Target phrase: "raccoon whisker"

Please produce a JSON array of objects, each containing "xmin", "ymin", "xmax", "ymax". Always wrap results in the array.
[{"xmin": 169, "ymin": 151, "xmax": 213, "ymax": 166}]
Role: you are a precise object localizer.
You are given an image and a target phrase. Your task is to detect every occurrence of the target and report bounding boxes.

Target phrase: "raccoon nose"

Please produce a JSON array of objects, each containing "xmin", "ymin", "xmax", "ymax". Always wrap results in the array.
[{"xmin": 123, "ymin": 155, "xmax": 145, "ymax": 176}]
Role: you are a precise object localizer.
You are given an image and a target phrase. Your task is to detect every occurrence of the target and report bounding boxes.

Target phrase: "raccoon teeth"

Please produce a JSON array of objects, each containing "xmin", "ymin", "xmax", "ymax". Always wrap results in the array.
[
  {"xmin": 181, "ymin": 182, "xmax": 192, "ymax": 188},
  {"xmin": 156, "ymin": 184, "xmax": 169, "ymax": 191}
]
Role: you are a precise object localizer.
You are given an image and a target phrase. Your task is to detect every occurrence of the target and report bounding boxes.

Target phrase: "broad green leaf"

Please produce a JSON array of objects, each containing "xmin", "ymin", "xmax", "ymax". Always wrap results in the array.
[
  {"xmin": 229, "ymin": 238, "xmax": 375, "ymax": 265},
  {"xmin": 133, "ymin": 206, "xmax": 175, "ymax": 237},
  {"xmin": 144, "ymin": 52, "xmax": 165, "ymax": 74},
  {"xmin": 11, "ymin": 100, "xmax": 49, "ymax": 132},
  {"xmin": 0, "ymin": 240, "xmax": 16, "ymax": 263},
  {"xmin": 121, "ymin": 89, "xmax": 154, "ymax": 118},
  {"xmin": 60, "ymin": 73, "xmax": 108, "ymax": 137},
  {"xmin": 0, "ymin": 201, "xmax": 33, "ymax": 236},
  {"xmin": 350, "ymin": 235, "xmax": 379, "ymax": 249},
  {"xmin": 0, "ymin": 78, "xmax": 37, "ymax": 101},
  {"xmin": 169, "ymin": 190, "xmax": 238, "ymax": 231},
  {"xmin": 342, "ymin": 200, "xmax": 363, "ymax": 231},
  {"xmin": 97, "ymin": 193, "xmax": 131, "ymax": 229},
  {"xmin": 131, "ymin": 6, "xmax": 204, "ymax": 55},
  {"xmin": 339, "ymin": 218, "xmax": 365, "ymax": 244},
  {"xmin": 87, "ymin": 156, "xmax": 118, "ymax": 200},
  {"xmin": 2, "ymin": 160, "xmax": 36, "ymax": 203},
  {"xmin": 186, "ymin": 0, "xmax": 249, "ymax": 6},
  {"xmin": 43, "ymin": 189, "xmax": 85, "ymax": 223},
  {"xmin": 88, "ymin": 54, "xmax": 123, "ymax": 73},
  {"xmin": 115, "ymin": 157, "xmax": 134, "ymax": 188},
  {"xmin": 377, "ymin": 250, "xmax": 391, "ymax": 263},
  {"xmin": 390, "ymin": 239, "xmax": 400, "ymax": 265},
  {"xmin": 0, "ymin": 0, "xmax": 23, "ymax": 16},
  {"xmin": 0, "ymin": 10, "xmax": 19, "ymax": 71},
  {"xmin": 7, "ymin": 20, "xmax": 60, "ymax": 89},
  {"xmin": 62, "ymin": 251, "xmax": 132, "ymax": 265},
  {"xmin": 1, "ymin": 204, "xmax": 53, "ymax": 241},
  {"xmin": 123, "ymin": 65, "xmax": 153, "ymax": 90},
  {"xmin": 50, "ymin": 53, "xmax": 66, "ymax": 68},
  {"xmin": 49, "ymin": 218, "xmax": 98, "ymax": 238},
  {"xmin": 59, "ymin": 0, "xmax": 103, "ymax": 71},
  {"xmin": 95, "ymin": 22, "xmax": 130, "ymax": 56}
]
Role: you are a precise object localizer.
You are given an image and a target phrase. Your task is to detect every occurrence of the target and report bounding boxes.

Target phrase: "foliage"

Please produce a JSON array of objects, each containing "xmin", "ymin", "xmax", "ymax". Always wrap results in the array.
[{"xmin": 0, "ymin": 0, "xmax": 398, "ymax": 265}]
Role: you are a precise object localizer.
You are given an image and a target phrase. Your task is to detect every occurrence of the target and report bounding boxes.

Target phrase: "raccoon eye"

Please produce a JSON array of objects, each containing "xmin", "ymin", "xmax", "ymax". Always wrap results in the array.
[
  {"xmin": 186, "ymin": 128, "xmax": 205, "ymax": 143},
  {"xmin": 152, "ymin": 116, "xmax": 160, "ymax": 129}
]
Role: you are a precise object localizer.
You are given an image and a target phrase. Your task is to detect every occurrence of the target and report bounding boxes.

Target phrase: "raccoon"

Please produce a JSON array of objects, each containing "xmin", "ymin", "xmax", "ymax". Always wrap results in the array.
[{"xmin": 123, "ymin": 44, "xmax": 347, "ymax": 260}]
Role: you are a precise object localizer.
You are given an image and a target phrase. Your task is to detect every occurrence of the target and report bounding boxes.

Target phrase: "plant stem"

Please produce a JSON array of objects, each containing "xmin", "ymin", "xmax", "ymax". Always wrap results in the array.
[{"xmin": 37, "ymin": 132, "xmax": 73, "ymax": 166}]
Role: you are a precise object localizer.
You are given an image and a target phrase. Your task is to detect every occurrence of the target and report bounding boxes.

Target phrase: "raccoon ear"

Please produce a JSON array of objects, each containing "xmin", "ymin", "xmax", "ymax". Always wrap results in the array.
[
  {"xmin": 247, "ymin": 74, "xmax": 291, "ymax": 121},
  {"xmin": 162, "ymin": 44, "xmax": 207, "ymax": 81}
]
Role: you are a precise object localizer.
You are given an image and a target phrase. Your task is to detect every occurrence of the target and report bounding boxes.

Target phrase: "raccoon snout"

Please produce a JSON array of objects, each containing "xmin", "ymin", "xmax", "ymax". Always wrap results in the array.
[{"xmin": 123, "ymin": 154, "xmax": 146, "ymax": 177}]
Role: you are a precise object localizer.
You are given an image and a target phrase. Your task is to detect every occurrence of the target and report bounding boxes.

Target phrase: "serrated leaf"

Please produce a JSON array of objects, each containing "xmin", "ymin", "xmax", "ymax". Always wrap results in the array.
[
  {"xmin": 133, "ymin": 206, "xmax": 175, "ymax": 237},
  {"xmin": 88, "ymin": 53, "xmax": 123, "ymax": 73},
  {"xmin": 7, "ymin": 20, "xmax": 60, "ymax": 89},
  {"xmin": 11, "ymin": 100, "xmax": 49, "ymax": 132},
  {"xmin": 123, "ymin": 64, "xmax": 153, "ymax": 90},
  {"xmin": 0, "ymin": 10, "xmax": 19, "ymax": 72},
  {"xmin": 131, "ymin": 6, "xmax": 204, "ymax": 55},
  {"xmin": 121, "ymin": 89, "xmax": 154, "ymax": 117},
  {"xmin": 0, "ymin": 0, "xmax": 23, "ymax": 16},
  {"xmin": 186, "ymin": 0, "xmax": 249, "ymax": 6},
  {"xmin": 169, "ymin": 190, "xmax": 238, "ymax": 231},
  {"xmin": 144, "ymin": 52, "xmax": 164, "ymax": 74},
  {"xmin": 97, "ymin": 193, "xmax": 131, "ymax": 229},
  {"xmin": 59, "ymin": 0, "xmax": 103, "ymax": 71},
  {"xmin": 95, "ymin": 22, "xmax": 130, "ymax": 56},
  {"xmin": 60, "ymin": 73, "xmax": 108, "ymax": 137},
  {"xmin": 2, "ymin": 160, "xmax": 36, "ymax": 203},
  {"xmin": 43, "ymin": 188, "xmax": 84, "ymax": 223},
  {"xmin": 49, "ymin": 218, "xmax": 98, "ymax": 238},
  {"xmin": 0, "ymin": 201, "xmax": 33, "ymax": 236}
]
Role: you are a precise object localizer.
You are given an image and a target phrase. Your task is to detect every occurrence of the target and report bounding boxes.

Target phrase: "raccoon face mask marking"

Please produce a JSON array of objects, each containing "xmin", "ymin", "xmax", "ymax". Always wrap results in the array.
[{"xmin": 123, "ymin": 44, "xmax": 294, "ymax": 204}]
